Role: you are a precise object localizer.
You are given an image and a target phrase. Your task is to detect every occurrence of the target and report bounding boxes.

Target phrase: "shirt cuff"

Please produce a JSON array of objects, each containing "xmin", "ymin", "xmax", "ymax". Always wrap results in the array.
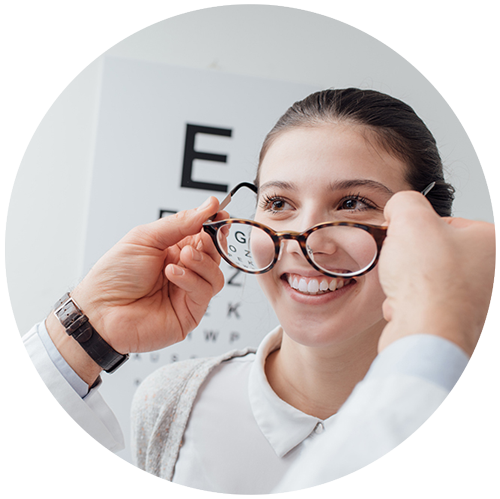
[
  {"xmin": 366, "ymin": 334, "xmax": 470, "ymax": 392},
  {"xmin": 37, "ymin": 320, "xmax": 94, "ymax": 398},
  {"xmin": 23, "ymin": 322, "xmax": 124, "ymax": 451}
]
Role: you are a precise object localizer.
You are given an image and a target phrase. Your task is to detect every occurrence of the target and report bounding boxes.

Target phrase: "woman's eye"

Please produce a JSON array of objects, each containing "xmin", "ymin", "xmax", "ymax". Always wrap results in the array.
[
  {"xmin": 270, "ymin": 199, "xmax": 287, "ymax": 211},
  {"xmin": 260, "ymin": 196, "xmax": 292, "ymax": 213},
  {"xmin": 339, "ymin": 198, "xmax": 368, "ymax": 211}
]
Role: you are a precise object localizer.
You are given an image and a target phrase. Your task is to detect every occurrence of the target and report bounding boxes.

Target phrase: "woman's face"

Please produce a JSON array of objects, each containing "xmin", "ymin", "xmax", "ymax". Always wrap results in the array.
[{"xmin": 255, "ymin": 124, "xmax": 411, "ymax": 349}]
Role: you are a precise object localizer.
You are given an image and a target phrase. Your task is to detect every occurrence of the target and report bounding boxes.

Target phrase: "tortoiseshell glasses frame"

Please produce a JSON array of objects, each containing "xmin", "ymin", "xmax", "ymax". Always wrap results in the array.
[{"xmin": 202, "ymin": 181, "xmax": 435, "ymax": 278}]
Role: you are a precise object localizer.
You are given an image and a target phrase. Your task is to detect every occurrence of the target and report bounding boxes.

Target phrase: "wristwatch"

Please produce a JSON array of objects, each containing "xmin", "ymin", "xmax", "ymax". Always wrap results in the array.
[{"xmin": 53, "ymin": 292, "xmax": 129, "ymax": 373}]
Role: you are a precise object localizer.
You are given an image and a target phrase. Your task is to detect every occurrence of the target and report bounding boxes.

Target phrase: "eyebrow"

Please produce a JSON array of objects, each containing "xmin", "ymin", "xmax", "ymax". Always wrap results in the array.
[
  {"xmin": 258, "ymin": 179, "xmax": 393, "ymax": 195},
  {"xmin": 329, "ymin": 179, "xmax": 394, "ymax": 195},
  {"xmin": 258, "ymin": 180, "xmax": 297, "ymax": 193}
]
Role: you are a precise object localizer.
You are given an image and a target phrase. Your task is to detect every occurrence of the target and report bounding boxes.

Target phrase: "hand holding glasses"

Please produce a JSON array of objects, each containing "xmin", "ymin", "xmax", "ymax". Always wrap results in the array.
[{"xmin": 203, "ymin": 182, "xmax": 435, "ymax": 278}]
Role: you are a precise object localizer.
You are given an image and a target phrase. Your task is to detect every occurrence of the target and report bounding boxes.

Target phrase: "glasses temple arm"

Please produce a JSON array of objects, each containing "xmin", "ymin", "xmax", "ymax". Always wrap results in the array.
[
  {"xmin": 205, "ymin": 182, "xmax": 258, "ymax": 222},
  {"xmin": 420, "ymin": 181, "xmax": 436, "ymax": 197}
]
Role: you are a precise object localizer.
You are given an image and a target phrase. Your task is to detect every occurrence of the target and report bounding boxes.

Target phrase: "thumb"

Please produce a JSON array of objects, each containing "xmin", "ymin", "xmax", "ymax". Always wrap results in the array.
[
  {"xmin": 383, "ymin": 190, "xmax": 437, "ymax": 227},
  {"xmin": 127, "ymin": 196, "xmax": 220, "ymax": 249}
]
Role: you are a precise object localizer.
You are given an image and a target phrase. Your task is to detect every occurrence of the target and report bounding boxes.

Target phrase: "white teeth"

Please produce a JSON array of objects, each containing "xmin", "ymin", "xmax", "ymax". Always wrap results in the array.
[
  {"xmin": 287, "ymin": 274, "xmax": 351, "ymax": 295},
  {"xmin": 329, "ymin": 279, "xmax": 338, "ymax": 291},
  {"xmin": 307, "ymin": 280, "xmax": 319, "ymax": 293}
]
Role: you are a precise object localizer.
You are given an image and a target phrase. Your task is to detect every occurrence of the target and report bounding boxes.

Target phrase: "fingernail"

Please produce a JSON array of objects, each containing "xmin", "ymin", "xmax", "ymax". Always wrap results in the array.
[
  {"xmin": 170, "ymin": 265, "xmax": 184, "ymax": 276},
  {"xmin": 190, "ymin": 246, "xmax": 202, "ymax": 261},
  {"xmin": 196, "ymin": 197, "xmax": 212, "ymax": 211}
]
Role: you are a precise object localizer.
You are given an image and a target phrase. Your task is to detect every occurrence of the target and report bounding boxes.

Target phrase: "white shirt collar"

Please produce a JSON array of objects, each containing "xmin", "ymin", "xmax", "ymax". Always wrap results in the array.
[{"xmin": 248, "ymin": 326, "xmax": 324, "ymax": 458}]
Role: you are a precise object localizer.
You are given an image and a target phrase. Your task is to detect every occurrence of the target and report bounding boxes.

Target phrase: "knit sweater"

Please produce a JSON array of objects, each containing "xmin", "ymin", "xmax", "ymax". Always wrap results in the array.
[{"xmin": 130, "ymin": 346, "xmax": 256, "ymax": 480}]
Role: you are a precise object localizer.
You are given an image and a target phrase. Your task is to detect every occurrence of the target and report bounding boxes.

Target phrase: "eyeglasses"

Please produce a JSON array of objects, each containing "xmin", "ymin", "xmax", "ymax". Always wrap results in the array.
[{"xmin": 203, "ymin": 181, "xmax": 435, "ymax": 278}]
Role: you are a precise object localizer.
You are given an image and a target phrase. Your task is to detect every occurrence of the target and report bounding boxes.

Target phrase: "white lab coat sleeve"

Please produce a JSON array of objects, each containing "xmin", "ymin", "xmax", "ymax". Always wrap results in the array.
[
  {"xmin": 272, "ymin": 334, "xmax": 470, "ymax": 492},
  {"xmin": 23, "ymin": 323, "xmax": 125, "ymax": 452}
]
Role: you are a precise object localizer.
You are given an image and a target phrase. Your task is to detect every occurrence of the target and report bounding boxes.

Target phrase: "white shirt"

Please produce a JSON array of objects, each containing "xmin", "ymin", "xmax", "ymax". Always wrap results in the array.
[
  {"xmin": 173, "ymin": 328, "xmax": 332, "ymax": 493},
  {"xmin": 23, "ymin": 321, "xmax": 469, "ymax": 493},
  {"xmin": 274, "ymin": 332, "xmax": 469, "ymax": 491},
  {"xmin": 23, "ymin": 322, "xmax": 124, "ymax": 452}
]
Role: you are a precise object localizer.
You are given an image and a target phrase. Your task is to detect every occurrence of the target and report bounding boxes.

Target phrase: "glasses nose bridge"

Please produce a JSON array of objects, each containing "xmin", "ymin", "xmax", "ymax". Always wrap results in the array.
[
  {"xmin": 276, "ymin": 230, "xmax": 303, "ymax": 240},
  {"xmin": 276, "ymin": 230, "xmax": 305, "ymax": 249},
  {"xmin": 275, "ymin": 231, "xmax": 306, "ymax": 261}
]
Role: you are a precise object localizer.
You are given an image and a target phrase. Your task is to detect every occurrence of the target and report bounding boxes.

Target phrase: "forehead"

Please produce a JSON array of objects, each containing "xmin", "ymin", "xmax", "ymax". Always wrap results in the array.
[{"xmin": 259, "ymin": 125, "xmax": 410, "ymax": 192}]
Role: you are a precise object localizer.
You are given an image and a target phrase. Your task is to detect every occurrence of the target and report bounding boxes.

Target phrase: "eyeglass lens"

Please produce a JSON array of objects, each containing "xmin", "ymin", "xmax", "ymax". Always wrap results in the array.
[
  {"xmin": 217, "ymin": 222, "xmax": 378, "ymax": 276},
  {"xmin": 217, "ymin": 223, "xmax": 275, "ymax": 272}
]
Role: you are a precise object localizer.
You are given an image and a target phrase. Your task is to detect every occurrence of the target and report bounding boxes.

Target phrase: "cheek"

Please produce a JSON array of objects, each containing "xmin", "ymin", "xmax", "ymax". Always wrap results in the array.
[
  {"xmin": 256, "ymin": 272, "xmax": 281, "ymax": 306},
  {"xmin": 357, "ymin": 268, "xmax": 386, "ymax": 316},
  {"xmin": 250, "ymin": 227, "xmax": 276, "ymax": 270}
]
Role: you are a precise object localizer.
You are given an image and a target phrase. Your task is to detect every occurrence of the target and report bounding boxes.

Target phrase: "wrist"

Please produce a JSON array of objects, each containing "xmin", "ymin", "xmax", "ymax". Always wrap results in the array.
[
  {"xmin": 53, "ymin": 292, "xmax": 129, "ymax": 374},
  {"xmin": 70, "ymin": 282, "xmax": 105, "ymax": 332},
  {"xmin": 45, "ymin": 311, "xmax": 102, "ymax": 386},
  {"xmin": 379, "ymin": 311, "xmax": 475, "ymax": 357},
  {"xmin": 70, "ymin": 283, "xmax": 122, "ymax": 353}
]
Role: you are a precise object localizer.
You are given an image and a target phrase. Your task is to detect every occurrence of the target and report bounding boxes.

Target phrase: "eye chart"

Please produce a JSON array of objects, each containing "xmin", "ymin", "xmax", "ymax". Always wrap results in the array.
[{"xmin": 83, "ymin": 56, "xmax": 319, "ymax": 463}]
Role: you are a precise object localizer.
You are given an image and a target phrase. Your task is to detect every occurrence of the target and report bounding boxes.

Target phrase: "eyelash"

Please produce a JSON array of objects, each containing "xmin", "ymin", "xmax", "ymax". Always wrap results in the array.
[
  {"xmin": 338, "ymin": 192, "xmax": 378, "ymax": 212},
  {"xmin": 259, "ymin": 192, "xmax": 379, "ymax": 214},
  {"xmin": 259, "ymin": 193, "xmax": 292, "ymax": 213}
]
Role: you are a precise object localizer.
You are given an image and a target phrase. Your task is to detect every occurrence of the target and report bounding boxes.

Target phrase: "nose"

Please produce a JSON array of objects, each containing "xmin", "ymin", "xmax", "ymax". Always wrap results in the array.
[
  {"xmin": 305, "ymin": 232, "xmax": 340, "ymax": 272},
  {"xmin": 307, "ymin": 228, "xmax": 340, "ymax": 257},
  {"xmin": 276, "ymin": 237, "xmax": 302, "ymax": 262},
  {"xmin": 275, "ymin": 207, "xmax": 333, "ymax": 262}
]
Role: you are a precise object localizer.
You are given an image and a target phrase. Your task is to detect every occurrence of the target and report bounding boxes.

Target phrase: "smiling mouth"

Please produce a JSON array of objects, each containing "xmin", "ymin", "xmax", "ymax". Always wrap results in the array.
[{"xmin": 282, "ymin": 273, "xmax": 355, "ymax": 295}]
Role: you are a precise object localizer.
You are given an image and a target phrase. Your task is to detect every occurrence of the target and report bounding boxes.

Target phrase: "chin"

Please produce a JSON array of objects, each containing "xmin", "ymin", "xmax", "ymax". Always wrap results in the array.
[
  {"xmin": 279, "ymin": 316, "xmax": 351, "ymax": 348},
  {"xmin": 258, "ymin": 270, "xmax": 386, "ymax": 349},
  {"xmin": 278, "ymin": 312, "xmax": 386, "ymax": 350}
]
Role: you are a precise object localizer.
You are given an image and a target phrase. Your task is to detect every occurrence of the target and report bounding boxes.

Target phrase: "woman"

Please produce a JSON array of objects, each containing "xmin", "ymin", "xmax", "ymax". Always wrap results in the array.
[
  {"xmin": 31, "ymin": 89, "xmax": 469, "ymax": 493},
  {"xmin": 129, "ymin": 89, "xmax": 456, "ymax": 491}
]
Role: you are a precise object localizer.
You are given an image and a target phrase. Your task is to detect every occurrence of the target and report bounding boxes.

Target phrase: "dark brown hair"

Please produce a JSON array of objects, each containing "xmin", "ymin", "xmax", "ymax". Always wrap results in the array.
[{"xmin": 256, "ymin": 88, "xmax": 455, "ymax": 217}]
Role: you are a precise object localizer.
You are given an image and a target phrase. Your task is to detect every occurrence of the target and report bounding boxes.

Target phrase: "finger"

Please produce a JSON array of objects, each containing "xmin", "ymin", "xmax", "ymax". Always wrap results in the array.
[
  {"xmin": 179, "ymin": 245, "xmax": 225, "ymax": 294},
  {"xmin": 197, "ymin": 208, "xmax": 229, "ymax": 263},
  {"xmin": 195, "ymin": 230, "xmax": 222, "ymax": 265},
  {"xmin": 214, "ymin": 209, "xmax": 230, "ymax": 221},
  {"xmin": 163, "ymin": 231, "xmax": 221, "ymax": 270},
  {"xmin": 383, "ymin": 190, "xmax": 436, "ymax": 225},
  {"xmin": 164, "ymin": 264, "xmax": 213, "ymax": 335},
  {"xmin": 166, "ymin": 263, "xmax": 221, "ymax": 308},
  {"xmin": 125, "ymin": 196, "xmax": 221, "ymax": 250}
]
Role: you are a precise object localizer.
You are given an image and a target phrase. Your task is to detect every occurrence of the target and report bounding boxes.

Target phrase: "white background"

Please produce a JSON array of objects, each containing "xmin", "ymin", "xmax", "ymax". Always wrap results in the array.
[{"xmin": 1, "ymin": 1, "xmax": 499, "ymax": 498}]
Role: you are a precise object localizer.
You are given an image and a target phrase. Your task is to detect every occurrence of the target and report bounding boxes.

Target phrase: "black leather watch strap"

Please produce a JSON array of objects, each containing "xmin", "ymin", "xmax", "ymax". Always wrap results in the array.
[{"xmin": 54, "ymin": 292, "xmax": 129, "ymax": 373}]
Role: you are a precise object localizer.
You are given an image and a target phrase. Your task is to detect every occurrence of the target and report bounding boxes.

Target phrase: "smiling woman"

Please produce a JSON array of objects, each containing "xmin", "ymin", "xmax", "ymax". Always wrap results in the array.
[
  {"xmin": 247, "ymin": 90, "xmax": 457, "ymax": 422},
  {"xmin": 22, "ymin": 87, "xmax": 485, "ymax": 494}
]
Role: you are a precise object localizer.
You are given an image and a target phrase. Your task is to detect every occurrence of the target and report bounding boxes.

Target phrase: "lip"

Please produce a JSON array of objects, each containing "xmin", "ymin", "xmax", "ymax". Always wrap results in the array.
[
  {"xmin": 282, "ymin": 268, "xmax": 325, "ymax": 278},
  {"xmin": 280, "ymin": 272, "xmax": 357, "ymax": 305},
  {"xmin": 282, "ymin": 268, "xmax": 352, "ymax": 278}
]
